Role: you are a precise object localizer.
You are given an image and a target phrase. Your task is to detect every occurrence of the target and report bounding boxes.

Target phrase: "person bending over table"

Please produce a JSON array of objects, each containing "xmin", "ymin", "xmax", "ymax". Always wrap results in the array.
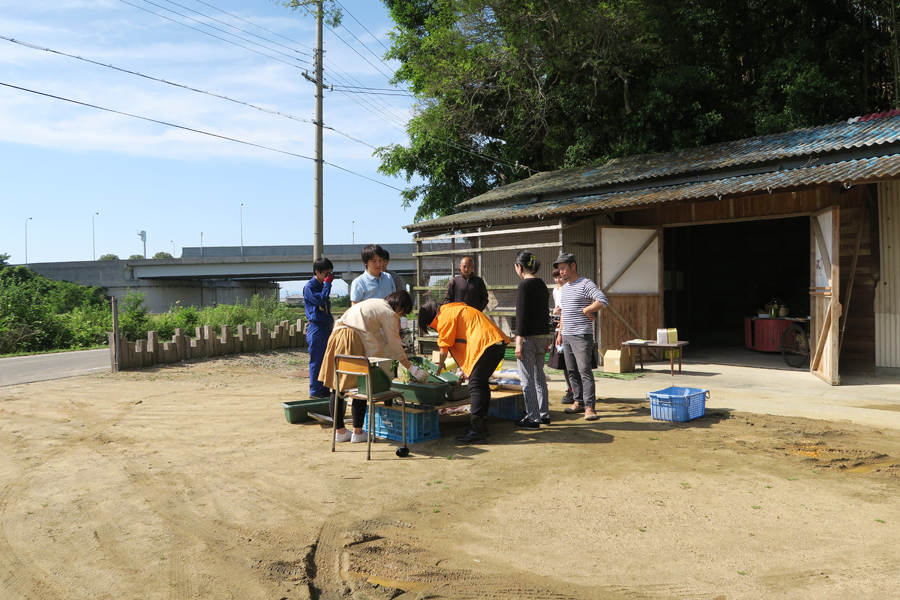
[
  {"xmin": 318, "ymin": 291, "xmax": 426, "ymax": 443},
  {"xmin": 417, "ymin": 300, "xmax": 511, "ymax": 444}
]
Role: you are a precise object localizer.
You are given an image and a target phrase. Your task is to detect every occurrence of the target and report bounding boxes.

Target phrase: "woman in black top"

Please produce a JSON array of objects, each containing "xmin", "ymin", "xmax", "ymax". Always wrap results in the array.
[{"xmin": 513, "ymin": 250, "xmax": 551, "ymax": 429}]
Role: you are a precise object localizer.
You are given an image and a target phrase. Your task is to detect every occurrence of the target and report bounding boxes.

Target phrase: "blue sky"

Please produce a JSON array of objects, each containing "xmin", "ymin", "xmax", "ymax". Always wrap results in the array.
[{"xmin": 0, "ymin": 0, "xmax": 420, "ymax": 269}]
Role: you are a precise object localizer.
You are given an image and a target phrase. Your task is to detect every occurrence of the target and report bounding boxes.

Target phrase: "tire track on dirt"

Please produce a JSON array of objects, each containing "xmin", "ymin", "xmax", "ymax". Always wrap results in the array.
[
  {"xmin": 77, "ymin": 432, "xmax": 315, "ymax": 598},
  {"xmin": 303, "ymin": 516, "xmax": 634, "ymax": 600}
]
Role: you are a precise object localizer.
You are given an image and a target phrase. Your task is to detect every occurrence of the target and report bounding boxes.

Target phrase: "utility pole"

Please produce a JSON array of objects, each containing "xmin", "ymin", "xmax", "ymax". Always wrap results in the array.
[
  {"xmin": 137, "ymin": 230, "xmax": 147, "ymax": 259},
  {"xmin": 302, "ymin": 0, "xmax": 325, "ymax": 260},
  {"xmin": 25, "ymin": 217, "xmax": 32, "ymax": 266},
  {"xmin": 92, "ymin": 212, "xmax": 99, "ymax": 261}
]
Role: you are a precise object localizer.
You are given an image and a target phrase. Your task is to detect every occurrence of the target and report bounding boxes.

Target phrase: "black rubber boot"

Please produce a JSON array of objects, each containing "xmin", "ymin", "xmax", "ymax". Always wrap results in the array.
[{"xmin": 455, "ymin": 416, "xmax": 487, "ymax": 444}]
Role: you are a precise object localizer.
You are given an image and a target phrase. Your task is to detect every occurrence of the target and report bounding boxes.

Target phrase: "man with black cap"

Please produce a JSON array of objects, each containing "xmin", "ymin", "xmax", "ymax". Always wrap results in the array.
[{"xmin": 553, "ymin": 252, "xmax": 608, "ymax": 421}]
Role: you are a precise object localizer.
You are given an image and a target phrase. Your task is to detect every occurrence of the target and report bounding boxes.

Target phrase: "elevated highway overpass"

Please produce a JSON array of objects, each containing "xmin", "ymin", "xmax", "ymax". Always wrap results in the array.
[
  {"xmin": 27, "ymin": 244, "xmax": 416, "ymax": 312},
  {"xmin": 135, "ymin": 244, "xmax": 416, "ymax": 280}
]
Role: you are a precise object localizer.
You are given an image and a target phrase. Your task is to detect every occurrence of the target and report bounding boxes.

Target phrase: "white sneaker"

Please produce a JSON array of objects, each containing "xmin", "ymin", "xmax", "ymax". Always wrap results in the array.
[
  {"xmin": 334, "ymin": 430, "xmax": 352, "ymax": 443},
  {"xmin": 351, "ymin": 431, "xmax": 368, "ymax": 444}
]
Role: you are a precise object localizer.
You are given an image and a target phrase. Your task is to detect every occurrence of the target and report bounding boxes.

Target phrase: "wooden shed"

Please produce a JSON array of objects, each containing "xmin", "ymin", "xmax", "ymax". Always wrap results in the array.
[{"xmin": 405, "ymin": 112, "xmax": 900, "ymax": 384}]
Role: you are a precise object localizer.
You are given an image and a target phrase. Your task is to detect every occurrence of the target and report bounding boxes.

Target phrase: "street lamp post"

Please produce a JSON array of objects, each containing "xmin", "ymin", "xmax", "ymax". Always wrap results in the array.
[
  {"xmin": 352, "ymin": 220, "xmax": 355, "ymax": 245},
  {"xmin": 240, "ymin": 203, "xmax": 244, "ymax": 258},
  {"xmin": 25, "ymin": 217, "xmax": 32, "ymax": 265},
  {"xmin": 92, "ymin": 212, "xmax": 99, "ymax": 260},
  {"xmin": 170, "ymin": 240, "xmax": 176, "ymax": 257}
]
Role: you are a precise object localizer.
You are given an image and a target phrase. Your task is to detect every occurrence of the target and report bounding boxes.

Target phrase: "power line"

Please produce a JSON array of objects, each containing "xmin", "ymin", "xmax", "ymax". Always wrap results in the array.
[
  {"xmin": 323, "ymin": 57, "xmax": 411, "ymax": 125},
  {"xmin": 121, "ymin": 1, "xmax": 411, "ymax": 140},
  {"xmin": 0, "ymin": 80, "xmax": 402, "ymax": 190},
  {"xmin": 158, "ymin": 0, "xmax": 314, "ymax": 58},
  {"xmin": 299, "ymin": 3, "xmax": 403, "ymax": 91},
  {"xmin": 0, "ymin": 34, "xmax": 377, "ymax": 148},
  {"xmin": 191, "ymin": 0, "xmax": 314, "ymax": 51},
  {"xmin": 334, "ymin": 0, "xmax": 392, "ymax": 55},
  {"xmin": 119, "ymin": 1, "xmax": 528, "ymax": 174},
  {"xmin": 335, "ymin": 88, "xmax": 415, "ymax": 97},
  {"xmin": 119, "ymin": 0, "xmax": 307, "ymax": 70}
]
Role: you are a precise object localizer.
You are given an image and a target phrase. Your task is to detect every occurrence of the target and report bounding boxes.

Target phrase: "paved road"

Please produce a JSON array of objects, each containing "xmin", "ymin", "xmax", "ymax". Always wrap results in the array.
[{"xmin": 0, "ymin": 349, "xmax": 110, "ymax": 387}]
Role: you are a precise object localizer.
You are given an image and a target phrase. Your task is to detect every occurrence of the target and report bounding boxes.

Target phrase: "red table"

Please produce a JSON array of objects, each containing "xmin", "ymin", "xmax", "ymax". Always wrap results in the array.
[{"xmin": 744, "ymin": 317, "xmax": 795, "ymax": 352}]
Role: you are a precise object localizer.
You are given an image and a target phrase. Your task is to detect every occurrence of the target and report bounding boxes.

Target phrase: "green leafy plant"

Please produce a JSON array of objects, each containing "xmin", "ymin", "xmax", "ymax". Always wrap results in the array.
[{"xmin": 98, "ymin": 254, "xmax": 119, "ymax": 261}]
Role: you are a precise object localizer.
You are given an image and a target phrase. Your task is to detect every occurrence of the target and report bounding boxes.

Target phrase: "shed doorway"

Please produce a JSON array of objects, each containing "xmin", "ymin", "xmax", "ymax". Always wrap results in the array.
[{"xmin": 663, "ymin": 217, "xmax": 810, "ymax": 370}]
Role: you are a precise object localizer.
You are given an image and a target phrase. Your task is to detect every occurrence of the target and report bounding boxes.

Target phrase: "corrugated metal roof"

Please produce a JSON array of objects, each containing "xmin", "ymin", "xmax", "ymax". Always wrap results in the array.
[
  {"xmin": 407, "ymin": 154, "xmax": 900, "ymax": 232},
  {"xmin": 457, "ymin": 114, "xmax": 900, "ymax": 209}
]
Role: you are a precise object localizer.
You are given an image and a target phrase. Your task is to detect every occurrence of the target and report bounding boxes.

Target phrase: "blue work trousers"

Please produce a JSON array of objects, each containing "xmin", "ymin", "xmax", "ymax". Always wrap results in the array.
[{"xmin": 306, "ymin": 321, "xmax": 332, "ymax": 397}]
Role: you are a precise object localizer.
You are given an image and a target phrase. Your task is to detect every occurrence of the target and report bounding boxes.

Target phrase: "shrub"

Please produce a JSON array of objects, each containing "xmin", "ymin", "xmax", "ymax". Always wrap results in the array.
[
  {"xmin": 150, "ymin": 304, "xmax": 201, "ymax": 339},
  {"xmin": 153, "ymin": 252, "xmax": 173, "ymax": 259},
  {"xmin": 0, "ymin": 266, "xmax": 109, "ymax": 353},
  {"xmin": 118, "ymin": 291, "xmax": 151, "ymax": 342},
  {"xmin": 128, "ymin": 254, "xmax": 144, "ymax": 260},
  {"xmin": 98, "ymin": 254, "xmax": 119, "ymax": 261},
  {"xmin": 332, "ymin": 295, "xmax": 351, "ymax": 309},
  {"xmin": 60, "ymin": 302, "xmax": 113, "ymax": 347}
]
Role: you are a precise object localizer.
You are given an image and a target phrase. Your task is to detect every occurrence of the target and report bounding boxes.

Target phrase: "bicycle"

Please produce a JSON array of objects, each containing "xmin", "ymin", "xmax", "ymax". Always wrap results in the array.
[{"xmin": 780, "ymin": 318, "xmax": 811, "ymax": 368}]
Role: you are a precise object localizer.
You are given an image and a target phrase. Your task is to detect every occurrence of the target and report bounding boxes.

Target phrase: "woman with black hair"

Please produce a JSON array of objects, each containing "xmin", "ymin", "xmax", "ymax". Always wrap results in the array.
[
  {"xmin": 418, "ymin": 300, "xmax": 511, "ymax": 443},
  {"xmin": 319, "ymin": 291, "xmax": 426, "ymax": 443},
  {"xmin": 513, "ymin": 250, "xmax": 551, "ymax": 429}
]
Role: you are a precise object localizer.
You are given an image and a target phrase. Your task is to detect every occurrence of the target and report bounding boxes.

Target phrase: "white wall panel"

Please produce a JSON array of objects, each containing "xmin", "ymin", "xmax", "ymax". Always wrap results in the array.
[{"xmin": 876, "ymin": 182, "xmax": 900, "ymax": 368}]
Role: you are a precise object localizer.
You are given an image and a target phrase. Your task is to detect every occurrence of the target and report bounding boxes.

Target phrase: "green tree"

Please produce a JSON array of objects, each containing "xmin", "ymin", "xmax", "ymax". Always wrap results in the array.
[
  {"xmin": 128, "ymin": 254, "xmax": 144, "ymax": 260},
  {"xmin": 152, "ymin": 252, "xmax": 174, "ymax": 259},
  {"xmin": 98, "ymin": 254, "xmax": 119, "ymax": 261},
  {"xmin": 0, "ymin": 253, "xmax": 9, "ymax": 266},
  {"xmin": 380, "ymin": 0, "xmax": 898, "ymax": 221},
  {"xmin": 0, "ymin": 265, "xmax": 109, "ymax": 353}
]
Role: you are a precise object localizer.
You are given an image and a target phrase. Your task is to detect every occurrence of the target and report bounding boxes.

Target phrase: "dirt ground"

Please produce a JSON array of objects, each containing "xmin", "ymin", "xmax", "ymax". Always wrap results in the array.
[{"xmin": 2, "ymin": 350, "xmax": 899, "ymax": 600}]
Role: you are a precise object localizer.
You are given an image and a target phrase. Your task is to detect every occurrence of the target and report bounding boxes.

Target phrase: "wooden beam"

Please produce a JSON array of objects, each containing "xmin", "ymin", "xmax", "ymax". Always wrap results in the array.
[
  {"xmin": 414, "ymin": 241, "xmax": 559, "ymax": 257},
  {"xmin": 603, "ymin": 230, "xmax": 660, "ymax": 293},
  {"xmin": 414, "ymin": 223, "xmax": 561, "ymax": 241},
  {"xmin": 811, "ymin": 305, "xmax": 832, "ymax": 373},
  {"xmin": 605, "ymin": 303, "xmax": 642, "ymax": 340}
]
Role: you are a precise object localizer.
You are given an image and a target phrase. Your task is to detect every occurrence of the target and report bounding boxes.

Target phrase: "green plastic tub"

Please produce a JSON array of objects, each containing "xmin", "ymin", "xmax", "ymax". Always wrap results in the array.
[
  {"xmin": 391, "ymin": 381, "xmax": 450, "ymax": 406},
  {"xmin": 282, "ymin": 399, "xmax": 331, "ymax": 424},
  {"xmin": 357, "ymin": 367, "xmax": 393, "ymax": 394}
]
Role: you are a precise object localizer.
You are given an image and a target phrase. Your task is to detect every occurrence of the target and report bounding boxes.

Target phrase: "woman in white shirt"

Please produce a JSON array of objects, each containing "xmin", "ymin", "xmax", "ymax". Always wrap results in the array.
[{"xmin": 318, "ymin": 291, "xmax": 426, "ymax": 443}]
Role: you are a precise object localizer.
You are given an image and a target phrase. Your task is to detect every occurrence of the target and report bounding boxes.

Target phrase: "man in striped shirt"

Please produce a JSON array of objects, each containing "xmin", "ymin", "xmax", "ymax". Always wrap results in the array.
[{"xmin": 553, "ymin": 252, "xmax": 608, "ymax": 421}]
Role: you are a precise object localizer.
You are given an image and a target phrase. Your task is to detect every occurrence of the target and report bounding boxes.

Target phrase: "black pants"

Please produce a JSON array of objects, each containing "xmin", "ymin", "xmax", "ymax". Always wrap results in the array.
[
  {"xmin": 467, "ymin": 344, "xmax": 507, "ymax": 418},
  {"xmin": 329, "ymin": 391, "xmax": 367, "ymax": 429}
]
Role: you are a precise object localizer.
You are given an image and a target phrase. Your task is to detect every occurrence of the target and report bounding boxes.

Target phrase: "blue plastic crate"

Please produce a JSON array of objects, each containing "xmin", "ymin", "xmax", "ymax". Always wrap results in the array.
[
  {"xmin": 487, "ymin": 392, "xmax": 526, "ymax": 420},
  {"xmin": 647, "ymin": 387, "xmax": 708, "ymax": 422},
  {"xmin": 364, "ymin": 405, "xmax": 440, "ymax": 444}
]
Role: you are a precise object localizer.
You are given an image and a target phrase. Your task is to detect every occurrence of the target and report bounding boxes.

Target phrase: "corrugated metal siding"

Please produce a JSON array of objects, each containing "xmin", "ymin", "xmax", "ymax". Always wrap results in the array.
[
  {"xmin": 458, "ymin": 115, "xmax": 900, "ymax": 209},
  {"xmin": 562, "ymin": 218, "xmax": 596, "ymax": 286},
  {"xmin": 876, "ymin": 182, "xmax": 900, "ymax": 368},
  {"xmin": 408, "ymin": 154, "xmax": 900, "ymax": 232}
]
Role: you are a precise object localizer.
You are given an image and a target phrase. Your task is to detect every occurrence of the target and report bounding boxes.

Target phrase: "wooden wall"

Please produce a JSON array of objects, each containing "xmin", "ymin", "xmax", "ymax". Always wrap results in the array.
[{"xmin": 621, "ymin": 185, "xmax": 876, "ymax": 375}]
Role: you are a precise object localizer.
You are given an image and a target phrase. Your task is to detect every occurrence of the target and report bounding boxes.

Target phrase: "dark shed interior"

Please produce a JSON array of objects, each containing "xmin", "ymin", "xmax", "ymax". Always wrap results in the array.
[{"xmin": 663, "ymin": 217, "xmax": 811, "ymax": 352}]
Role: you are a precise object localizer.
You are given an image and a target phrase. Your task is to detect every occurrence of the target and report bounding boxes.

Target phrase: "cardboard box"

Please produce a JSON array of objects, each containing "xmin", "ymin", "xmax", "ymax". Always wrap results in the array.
[{"xmin": 603, "ymin": 349, "xmax": 634, "ymax": 373}]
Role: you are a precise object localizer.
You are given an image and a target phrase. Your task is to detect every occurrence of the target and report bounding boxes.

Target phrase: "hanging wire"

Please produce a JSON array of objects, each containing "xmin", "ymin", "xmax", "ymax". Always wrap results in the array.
[{"xmin": 0, "ymin": 80, "xmax": 403, "ymax": 190}]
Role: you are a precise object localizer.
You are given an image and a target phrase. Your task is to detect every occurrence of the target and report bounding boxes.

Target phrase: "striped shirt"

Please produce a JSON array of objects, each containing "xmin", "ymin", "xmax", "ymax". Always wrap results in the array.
[{"xmin": 560, "ymin": 277, "xmax": 608, "ymax": 335}]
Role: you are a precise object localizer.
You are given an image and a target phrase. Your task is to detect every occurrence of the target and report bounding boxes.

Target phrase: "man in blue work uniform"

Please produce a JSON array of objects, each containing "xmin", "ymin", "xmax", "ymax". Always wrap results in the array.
[{"xmin": 304, "ymin": 257, "xmax": 335, "ymax": 399}]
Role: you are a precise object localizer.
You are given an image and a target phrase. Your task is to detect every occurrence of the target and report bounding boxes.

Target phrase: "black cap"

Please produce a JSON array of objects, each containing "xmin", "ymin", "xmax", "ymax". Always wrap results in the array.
[{"xmin": 553, "ymin": 252, "xmax": 576, "ymax": 267}]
